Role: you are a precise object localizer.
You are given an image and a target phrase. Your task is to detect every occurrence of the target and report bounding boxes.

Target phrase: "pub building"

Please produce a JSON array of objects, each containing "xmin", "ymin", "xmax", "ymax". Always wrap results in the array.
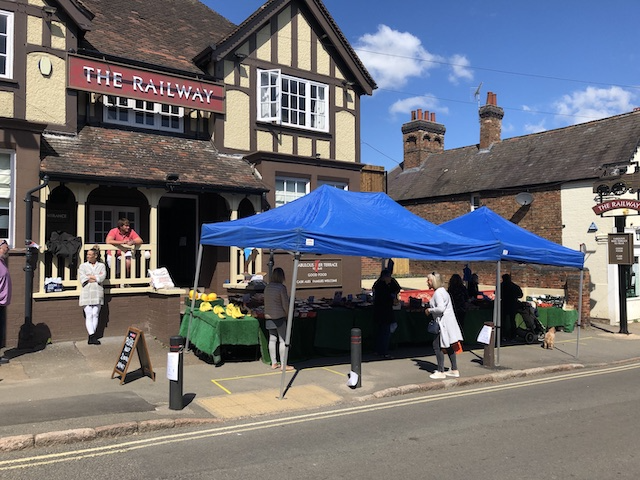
[{"xmin": 0, "ymin": 0, "xmax": 378, "ymax": 346}]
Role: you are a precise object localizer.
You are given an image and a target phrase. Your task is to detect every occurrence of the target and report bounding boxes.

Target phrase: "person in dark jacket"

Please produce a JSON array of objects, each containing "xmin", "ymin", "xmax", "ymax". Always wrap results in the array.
[
  {"xmin": 448, "ymin": 273, "xmax": 468, "ymax": 335},
  {"xmin": 501, "ymin": 274, "xmax": 523, "ymax": 341},
  {"xmin": 372, "ymin": 269, "xmax": 401, "ymax": 358}
]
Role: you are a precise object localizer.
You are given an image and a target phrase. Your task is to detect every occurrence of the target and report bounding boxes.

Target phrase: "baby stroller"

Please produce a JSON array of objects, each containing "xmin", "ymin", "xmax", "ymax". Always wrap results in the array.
[{"xmin": 515, "ymin": 301, "xmax": 546, "ymax": 344}]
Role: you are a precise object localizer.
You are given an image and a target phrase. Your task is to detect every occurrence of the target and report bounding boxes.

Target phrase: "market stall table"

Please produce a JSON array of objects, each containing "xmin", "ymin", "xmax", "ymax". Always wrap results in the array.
[
  {"xmin": 520, "ymin": 307, "xmax": 578, "ymax": 332},
  {"xmin": 180, "ymin": 307, "xmax": 268, "ymax": 365}
]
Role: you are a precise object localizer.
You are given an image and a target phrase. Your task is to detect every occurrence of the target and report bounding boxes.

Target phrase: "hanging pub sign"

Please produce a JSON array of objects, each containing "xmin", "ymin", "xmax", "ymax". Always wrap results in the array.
[
  {"xmin": 592, "ymin": 199, "xmax": 640, "ymax": 217},
  {"xmin": 296, "ymin": 259, "xmax": 342, "ymax": 289},
  {"xmin": 608, "ymin": 233, "xmax": 634, "ymax": 265},
  {"xmin": 68, "ymin": 55, "xmax": 225, "ymax": 113}
]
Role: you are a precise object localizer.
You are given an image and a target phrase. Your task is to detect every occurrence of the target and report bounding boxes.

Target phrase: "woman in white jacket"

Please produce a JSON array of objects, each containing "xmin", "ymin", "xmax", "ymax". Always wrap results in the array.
[
  {"xmin": 425, "ymin": 272, "xmax": 464, "ymax": 379},
  {"xmin": 79, "ymin": 246, "xmax": 106, "ymax": 345}
]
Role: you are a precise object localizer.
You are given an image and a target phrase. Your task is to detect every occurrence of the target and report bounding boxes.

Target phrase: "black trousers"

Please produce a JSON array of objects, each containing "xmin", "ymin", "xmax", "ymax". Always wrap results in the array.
[{"xmin": 0, "ymin": 305, "xmax": 6, "ymax": 349}]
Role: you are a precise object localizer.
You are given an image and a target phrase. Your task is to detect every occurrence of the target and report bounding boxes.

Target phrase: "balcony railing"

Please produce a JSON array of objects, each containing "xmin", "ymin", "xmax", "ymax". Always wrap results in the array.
[{"xmin": 34, "ymin": 243, "xmax": 157, "ymax": 298}]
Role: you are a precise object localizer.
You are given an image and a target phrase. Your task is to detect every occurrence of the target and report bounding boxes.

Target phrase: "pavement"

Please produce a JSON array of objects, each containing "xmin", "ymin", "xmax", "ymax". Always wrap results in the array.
[{"xmin": 0, "ymin": 319, "xmax": 639, "ymax": 452}]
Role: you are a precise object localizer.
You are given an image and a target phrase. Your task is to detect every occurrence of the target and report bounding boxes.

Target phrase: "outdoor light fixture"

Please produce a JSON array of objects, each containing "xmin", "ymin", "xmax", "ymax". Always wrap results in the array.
[
  {"xmin": 42, "ymin": 5, "xmax": 57, "ymax": 15},
  {"xmin": 166, "ymin": 173, "xmax": 179, "ymax": 182}
]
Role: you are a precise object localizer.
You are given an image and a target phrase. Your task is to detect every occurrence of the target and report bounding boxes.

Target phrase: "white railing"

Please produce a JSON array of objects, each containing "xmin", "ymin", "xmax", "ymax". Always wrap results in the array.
[{"xmin": 35, "ymin": 243, "xmax": 157, "ymax": 298}]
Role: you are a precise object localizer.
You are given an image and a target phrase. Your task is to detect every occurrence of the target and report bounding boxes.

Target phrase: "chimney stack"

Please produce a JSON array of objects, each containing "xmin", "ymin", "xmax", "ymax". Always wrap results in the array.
[
  {"xmin": 478, "ymin": 91, "xmax": 504, "ymax": 150},
  {"xmin": 401, "ymin": 110, "xmax": 446, "ymax": 169}
]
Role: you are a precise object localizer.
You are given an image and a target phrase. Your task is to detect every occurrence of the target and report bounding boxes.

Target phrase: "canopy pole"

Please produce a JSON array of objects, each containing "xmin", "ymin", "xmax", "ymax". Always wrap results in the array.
[
  {"xmin": 279, "ymin": 252, "xmax": 301, "ymax": 399},
  {"xmin": 495, "ymin": 260, "xmax": 502, "ymax": 367},
  {"xmin": 185, "ymin": 244, "xmax": 204, "ymax": 352},
  {"xmin": 576, "ymin": 269, "xmax": 584, "ymax": 358}
]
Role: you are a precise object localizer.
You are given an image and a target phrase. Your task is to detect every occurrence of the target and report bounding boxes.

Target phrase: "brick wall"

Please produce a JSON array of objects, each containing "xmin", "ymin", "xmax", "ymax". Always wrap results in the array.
[{"xmin": 402, "ymin": 188, "xmax": 564, "ymax": 244}]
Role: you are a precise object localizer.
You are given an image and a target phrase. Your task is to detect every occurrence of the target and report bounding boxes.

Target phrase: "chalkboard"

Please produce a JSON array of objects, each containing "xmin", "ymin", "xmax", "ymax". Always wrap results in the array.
[{"xmin": 111, "ymin": 326, "xmax": 156, "ymax": 384}]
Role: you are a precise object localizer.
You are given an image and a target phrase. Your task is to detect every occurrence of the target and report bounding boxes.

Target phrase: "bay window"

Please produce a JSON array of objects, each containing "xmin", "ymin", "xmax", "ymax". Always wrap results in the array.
[{"xmin": 258, "ymin": 69, "xmax": 328, "ymax": 133}]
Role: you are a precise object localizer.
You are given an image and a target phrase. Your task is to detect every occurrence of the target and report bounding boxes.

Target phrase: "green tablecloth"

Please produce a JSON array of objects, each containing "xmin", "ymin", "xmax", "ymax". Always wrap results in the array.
[
  {"xmin": 529, "ymin": 307, "xmax": 578, "ymax": 332},
  {"xmin": 181, "ymin": 304, "xmax": 560, "ymax": 365},
  {"xmin": 180, "ymin": 308, "xmax": 268, "ymax": 364},
  {"xmin": 312, "ymin": 307, "xmax": 435, "ymax": 354}
]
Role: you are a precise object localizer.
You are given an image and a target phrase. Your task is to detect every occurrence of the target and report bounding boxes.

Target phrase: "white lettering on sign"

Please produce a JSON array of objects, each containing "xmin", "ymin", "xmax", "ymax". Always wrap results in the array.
[
  {"xmin": 70, "ymin": 56, "xmax": 225, "ymax": 113},
  {"xmin": 593, "ymin": 199, "xmax": 640, "ymax": 214}
]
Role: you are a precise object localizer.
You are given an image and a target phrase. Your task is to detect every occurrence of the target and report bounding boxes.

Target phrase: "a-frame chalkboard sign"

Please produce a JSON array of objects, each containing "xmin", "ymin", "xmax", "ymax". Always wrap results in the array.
[{"xmin": 111, "ymin": 326, "xmax": 156, "ymax": 384}]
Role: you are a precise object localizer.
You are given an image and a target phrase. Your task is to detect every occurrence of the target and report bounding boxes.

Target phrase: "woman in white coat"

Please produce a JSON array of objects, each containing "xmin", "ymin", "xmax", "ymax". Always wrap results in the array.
[
  {"xmin": 425, "ymin": 272, "xmax": 464, "ymax": 379},
  {"xmin": 79, "ymin": 246, "xmax": 106, "ymax": 345}
]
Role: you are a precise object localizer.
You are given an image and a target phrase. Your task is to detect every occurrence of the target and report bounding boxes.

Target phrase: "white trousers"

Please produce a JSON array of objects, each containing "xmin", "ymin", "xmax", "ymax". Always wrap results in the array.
[
  {"xmin": 84, "ymin": 305, "xmax": 101, "ymax": 335},
  {"xmin": 268, "ymin": 322, "xmax": 287, "ymax": 366}
]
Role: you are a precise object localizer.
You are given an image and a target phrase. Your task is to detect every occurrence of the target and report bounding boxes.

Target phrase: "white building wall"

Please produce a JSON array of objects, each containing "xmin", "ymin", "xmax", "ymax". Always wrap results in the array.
[{"xmin": 562, "ymin": 169, "xmax": 640, "ymax": 325}]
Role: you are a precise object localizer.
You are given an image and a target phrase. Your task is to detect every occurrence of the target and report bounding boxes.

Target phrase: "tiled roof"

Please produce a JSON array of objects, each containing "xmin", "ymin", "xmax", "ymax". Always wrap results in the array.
[
  {"xmin": 41, "ymin": 126, "xmax": 268, "ymax": 193},
  {"xmin": 77, "ymin": 0, "xmax": 236, "ymax": 74},
  {"xmin": 388, "ymin": 110, "xmax": 640, "ymax": 201}
]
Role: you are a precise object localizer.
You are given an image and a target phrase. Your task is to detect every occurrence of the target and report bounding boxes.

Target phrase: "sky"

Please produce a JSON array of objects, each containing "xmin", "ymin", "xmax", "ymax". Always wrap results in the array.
[{"xmin": 202, "ymin": 0, "xmax": 640, "ymax": 171}]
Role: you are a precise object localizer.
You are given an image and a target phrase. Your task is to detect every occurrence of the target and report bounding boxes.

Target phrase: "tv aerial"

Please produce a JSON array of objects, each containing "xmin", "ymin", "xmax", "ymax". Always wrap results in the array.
[{"xmin": 473, "ymin": 82, "xmax": 483, "ymax": 105}]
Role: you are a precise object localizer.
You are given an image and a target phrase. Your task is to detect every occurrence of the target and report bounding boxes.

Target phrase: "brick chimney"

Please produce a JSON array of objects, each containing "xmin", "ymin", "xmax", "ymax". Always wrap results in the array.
[
  {"xmin": 478, "ymin": 91, "xmax": 504, "ymax": 150},
  {"xmin": 401, "ymin": 109, "xmax": 445, "ymax": 169}
]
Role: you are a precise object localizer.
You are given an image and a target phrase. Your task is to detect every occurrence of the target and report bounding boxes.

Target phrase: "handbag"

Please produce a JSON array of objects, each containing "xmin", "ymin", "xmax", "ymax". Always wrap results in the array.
[{"xmin": 427, "ymin": 318, "xmax": 440, "ymax": 335}]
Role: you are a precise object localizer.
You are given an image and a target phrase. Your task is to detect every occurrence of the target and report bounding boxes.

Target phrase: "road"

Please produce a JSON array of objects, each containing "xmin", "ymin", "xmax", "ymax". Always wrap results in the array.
[{"xmin": 2, "ymin": 363, "xmax": 639, "ymax": 479}]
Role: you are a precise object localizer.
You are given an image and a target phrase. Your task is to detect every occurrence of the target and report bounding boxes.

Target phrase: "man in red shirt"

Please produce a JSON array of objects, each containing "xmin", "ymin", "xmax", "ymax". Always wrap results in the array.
[{"xmin": 106, "ymin": 218, "xmax": 143, "ymax": 279}]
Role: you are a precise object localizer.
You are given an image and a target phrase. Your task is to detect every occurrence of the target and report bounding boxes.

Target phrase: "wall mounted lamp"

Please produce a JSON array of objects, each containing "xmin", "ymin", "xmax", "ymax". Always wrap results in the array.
[{"xmin": 42, "ymin": 5, "xmax": 57, "ymax": 15}]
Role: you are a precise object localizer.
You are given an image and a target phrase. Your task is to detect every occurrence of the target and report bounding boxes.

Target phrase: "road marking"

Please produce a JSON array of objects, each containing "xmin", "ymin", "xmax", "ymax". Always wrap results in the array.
[
  {"xmin": 3, "ymin": 362, "xmax": 638, "ymax": 472},
  {"xmin": 209, "ymin": 365, "xmax": 346, "ymax": 394}
]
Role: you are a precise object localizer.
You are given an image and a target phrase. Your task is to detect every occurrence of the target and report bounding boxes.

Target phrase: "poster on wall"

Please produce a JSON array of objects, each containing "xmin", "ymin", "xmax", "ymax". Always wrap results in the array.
[{"xmin": 296, "ymin": 259, "xmax": 342, "ymax": 289}]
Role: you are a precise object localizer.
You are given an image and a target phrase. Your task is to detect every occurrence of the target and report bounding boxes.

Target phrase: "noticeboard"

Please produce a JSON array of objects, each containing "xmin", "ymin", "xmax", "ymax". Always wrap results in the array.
[
  {"xmin": 111, "ymin": 326, "xmax": 156, "ymax": 384},
  {"xmin": 608, "ymin": 233, "xmax": 634, "ymax": 265}
]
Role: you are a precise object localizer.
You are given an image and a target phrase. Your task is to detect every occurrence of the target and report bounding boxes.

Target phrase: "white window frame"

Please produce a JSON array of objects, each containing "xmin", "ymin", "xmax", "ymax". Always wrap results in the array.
[
  {"xmin": 318, "ymin": 180, "xmax": 348, "ymax": 190},
  {"xmin": 471, "ymin": 194, "xmax": 481, "ymax": 211},
  {"xmin": 103, "ymin": 96, "xmax": 184, "ymax": 132},
  {"xmin": 257, "ymin": 69, "xmax": 329, "ymax": 133},
  {"xmin": 88, "ymin": 205, "xmax": 140, "ymax": 244},
  {"xmin": 275, "ymin": 177, "xmax": 310, "ymax": 207},
  {"xmin": 0, "ymin": 10, "xmax": 14, "ymax": 80},
  {"xmin": 0, "ymin": 150, "xmax": 14, "ymax": 245}
]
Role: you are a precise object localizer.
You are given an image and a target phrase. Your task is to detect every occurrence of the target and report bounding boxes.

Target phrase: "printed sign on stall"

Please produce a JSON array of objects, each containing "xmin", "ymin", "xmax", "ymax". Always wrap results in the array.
[{"xmin": 296, "ymin": 259, "xmax": 342, "ymax": 289}]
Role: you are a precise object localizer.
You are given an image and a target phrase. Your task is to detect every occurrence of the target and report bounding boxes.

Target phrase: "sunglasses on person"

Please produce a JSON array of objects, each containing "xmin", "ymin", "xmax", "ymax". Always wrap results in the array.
[{"xmin": 0, "ymin": 240, "xmax": 8, "ymax": 248}]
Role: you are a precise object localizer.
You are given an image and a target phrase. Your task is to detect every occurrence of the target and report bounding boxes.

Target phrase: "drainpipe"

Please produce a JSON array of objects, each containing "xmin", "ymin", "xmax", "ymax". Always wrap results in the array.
[{"xmin": 18, "ymin": 175, "xmax": 49, "ymax": 349}]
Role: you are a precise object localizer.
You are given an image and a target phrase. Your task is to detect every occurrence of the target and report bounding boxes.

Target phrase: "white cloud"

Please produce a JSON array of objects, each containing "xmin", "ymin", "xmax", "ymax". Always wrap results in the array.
[
  {"xmin": 388, "ymin": 95, "xmax": 449, "ymax": 119},
  {"xmin": 448, "ymin": 54, "xmax": 473, "ymax": 85},
  {"xmin": 523, "ymin": 120, "xmax": 547, "ymax": 134},
  {"xmin": 553, "ymin": 86, "xmax": 636, "ymax": 124},
  {"xmin": 354, "ymin": 25, "xmax": 444, "ymax": 90}
]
